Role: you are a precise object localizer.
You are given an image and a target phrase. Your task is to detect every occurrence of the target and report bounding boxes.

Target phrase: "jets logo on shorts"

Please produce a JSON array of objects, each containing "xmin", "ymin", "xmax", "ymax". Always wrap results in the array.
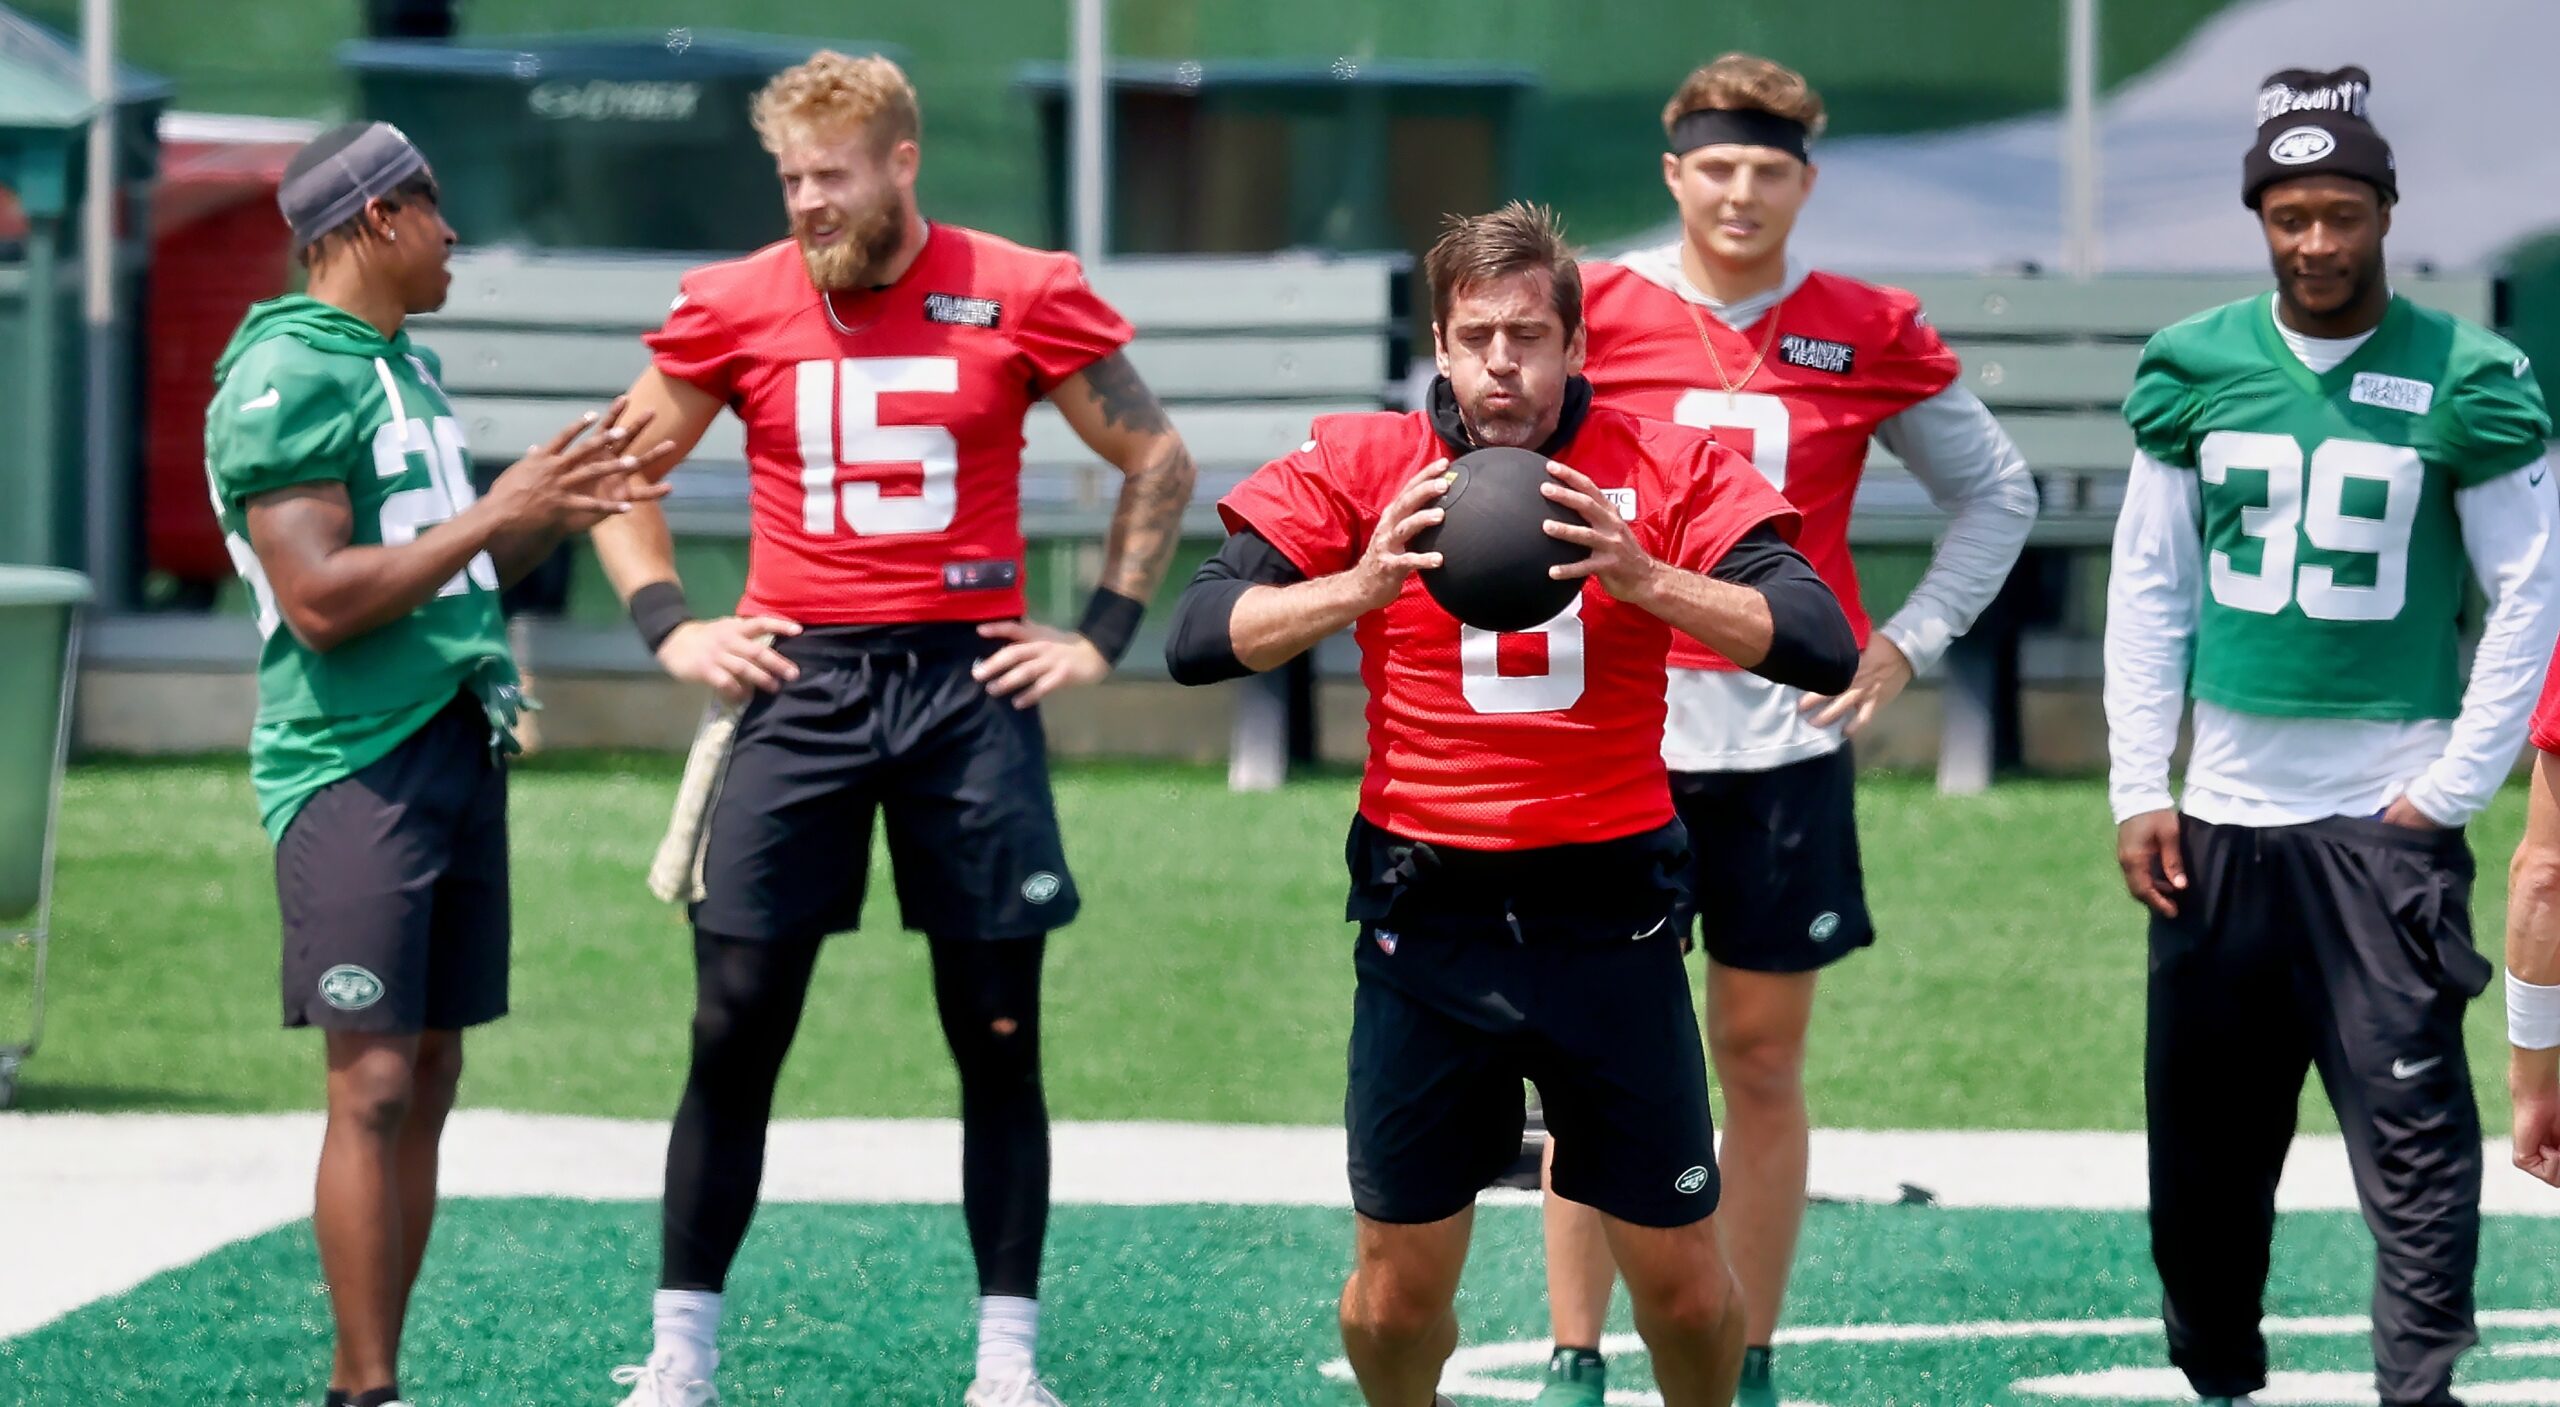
[
  {"xmin": 1674, "ymin": 1165, "xmax": 1712, "ymax": 1195},
  {"xmin": 1809, "ymin": 911, "xmax": 1842, "ymax": 942},
  {"xmin": 2268, "ymin": 125, "xmax": 2336, "ymax": 165},
  {"xmin": 318, "ymin": 965, "xmax": 384, "ymax": 1012},
  {"xmin": 1021, "ymin": 872, "xmax": 1062, "ymax": 905}
]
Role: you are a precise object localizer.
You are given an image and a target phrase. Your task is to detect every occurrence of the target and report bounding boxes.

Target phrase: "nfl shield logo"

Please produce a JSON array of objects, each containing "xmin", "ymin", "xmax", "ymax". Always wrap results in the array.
[{"xmin": 1374, "ymin": 930, "xmax": 1399, "ymax": 955}]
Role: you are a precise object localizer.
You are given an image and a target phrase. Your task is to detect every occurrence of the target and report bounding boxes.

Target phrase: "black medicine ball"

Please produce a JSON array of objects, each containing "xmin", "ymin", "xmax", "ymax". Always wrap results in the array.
[{"xmin": 1412, "ymin": 446, "xmax": 1589, "ymax": 633}]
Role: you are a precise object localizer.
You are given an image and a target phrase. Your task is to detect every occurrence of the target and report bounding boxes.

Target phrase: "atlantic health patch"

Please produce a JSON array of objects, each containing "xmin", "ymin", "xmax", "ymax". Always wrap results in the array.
[
  {"xmin": 1777, "ymin": 334, "xmax": 1856, "ymax": 375},
  {"xmin": 924, "ymin": 292, "xmax": 1003, "ymax": 328}
]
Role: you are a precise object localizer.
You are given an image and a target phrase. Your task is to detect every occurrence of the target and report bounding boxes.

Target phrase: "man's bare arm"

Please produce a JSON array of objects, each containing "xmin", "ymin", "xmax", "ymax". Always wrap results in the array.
[
  {"xmin": 968, "ymin": 351, "xmax": 1200, "ymax": 708},
  {"xmin": 2517, "ymin": 755, "xmax": 2560, "ymax": 987},
  {"xmin": 1050, "ymin": 351, "xmax": 1198, "ymax": 604},
  {"xmin": 2508, "ymin": 751, "xmax": 2560, "ymax": 1185},
  {"xmin": 589, "ymin": 367, "xmax": 801, "ymax": 700},
  {"xmin": 591, "ymin": 368, "xmax": 726, "ymax": 602},
  {"xmin": 247, "ymin": 409, "xmax": 657, "ymax": 652},
  {"xmin": 249, "ymin": 482, "xmax": 500, "ymax": 652}
]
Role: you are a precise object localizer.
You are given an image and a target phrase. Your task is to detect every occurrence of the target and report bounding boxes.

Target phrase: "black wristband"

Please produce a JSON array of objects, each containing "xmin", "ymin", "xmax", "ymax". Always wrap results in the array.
[
  {"xmin": 1077, "ymin": 587, "xmax": 1146, "ymax": 666},
  {"xmin": 629, "ymin": 580, "xmax": 694, "ymax": 655}
]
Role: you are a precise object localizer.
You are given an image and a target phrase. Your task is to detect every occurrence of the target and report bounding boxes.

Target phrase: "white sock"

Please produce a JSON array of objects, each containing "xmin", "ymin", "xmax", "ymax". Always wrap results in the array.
[
  {"xmin": 976, "ymin": 1295, "xmax": 1039, "ymax": 1382},
  {"xmin": 651, "ymin": 1289, "xmax": 723, "ymax": 1383}
]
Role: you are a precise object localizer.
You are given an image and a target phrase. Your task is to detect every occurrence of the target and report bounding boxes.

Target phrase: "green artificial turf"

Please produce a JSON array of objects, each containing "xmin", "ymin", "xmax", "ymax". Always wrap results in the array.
[
  {"xmin": 12, "ymin": 758, "xmax": 2534, "ymax": 1134},
  {"xmin": 8, "ymin": 1198, "xmax": 2560, "ymax": 1406}
]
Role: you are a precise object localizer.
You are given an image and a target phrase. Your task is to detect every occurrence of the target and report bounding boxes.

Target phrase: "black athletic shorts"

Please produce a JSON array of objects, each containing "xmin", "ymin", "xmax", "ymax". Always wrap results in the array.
[
  {"xmin": 1342, "ymin": 815, "xmax": 1721, "ymax": 1229},
  {"xmin": 1673, "ymin": 744, "xmax": 1873, "ymax": 973},
  {"xmin": 277, "ymin": 691, "xmax": 510, "ymax": 1033},
  {"xmin": 690, "ymin": 622, "xmax": 1080, "ymax": 943}
]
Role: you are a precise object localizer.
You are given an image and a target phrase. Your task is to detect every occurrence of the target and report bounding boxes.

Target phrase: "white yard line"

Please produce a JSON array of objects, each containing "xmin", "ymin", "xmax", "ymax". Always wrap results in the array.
[
  {"xmin": 1349, "ymin": 1313, "xmax": 2560, "ymax": 1404},
  {"xmin": 1, "ymin": 1115, "xmax": 2554, "ymax": 1343}
]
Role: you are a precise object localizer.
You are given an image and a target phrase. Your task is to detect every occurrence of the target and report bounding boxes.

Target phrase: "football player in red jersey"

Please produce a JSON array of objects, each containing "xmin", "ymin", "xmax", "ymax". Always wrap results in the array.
[
  {"xmin": 1166, "ymin": 204, "xmax": 1856, "ymax": 1407},
  {"xmin": 585, "ymin": 54, "xmax": 1195, "ymax": 1407},
  {"xmin": 1533, "ymin": 54, "xmax": 2040, "ymax": 1407}
]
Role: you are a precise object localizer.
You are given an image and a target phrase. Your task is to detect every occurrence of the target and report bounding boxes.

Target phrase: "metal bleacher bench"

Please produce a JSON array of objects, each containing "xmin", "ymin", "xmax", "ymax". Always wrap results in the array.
[
  {"xmin": 421, "ymin": 247, "xmax": 1405, "ymax": 545},
  {"xmin": 416, "ymin": 252, "xmax": 2496, "ymax": 792},
  {"xmin": 420, "ymin": 246, "xmax": 1404, "ymax": 791},
  {"xmin": 1866, "ymin": 271, "xmax": 2494, "ymax": 546}
]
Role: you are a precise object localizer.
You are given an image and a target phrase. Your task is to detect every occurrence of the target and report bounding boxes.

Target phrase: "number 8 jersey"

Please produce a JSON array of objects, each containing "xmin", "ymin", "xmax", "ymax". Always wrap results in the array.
[
  {"xmin": 2124, "ymin": 293, "xmax": 2550, "ymax": 720},
  {"xmin": 646, "ymin": 224, "xmax": 1134, "ymax": 623},
  {"xmin": 1219, "ymin": 403, "xmax": 1795, "ymax": 850}
]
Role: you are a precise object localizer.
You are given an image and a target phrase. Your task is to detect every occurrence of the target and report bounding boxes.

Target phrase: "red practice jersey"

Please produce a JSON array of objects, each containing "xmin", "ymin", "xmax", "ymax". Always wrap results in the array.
[
  {"xmin": 1220, "ymin": 405, "xmax": 1796, "ymax": 851},
  {"xmin": 1581, "ymin": 253, "xmax": 1958, "ymax": 669},
  {"xmin": 2532, "ymin": 636, "xmax": 2560, "ymax": 754},
  {"xmin": 646, "ymin": 224, "xmax": 1132, "ymax": 623}
]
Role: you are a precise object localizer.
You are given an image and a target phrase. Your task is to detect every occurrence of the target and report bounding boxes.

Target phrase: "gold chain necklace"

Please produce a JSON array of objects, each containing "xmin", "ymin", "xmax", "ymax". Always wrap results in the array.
[
  {"xmin": 821, "ymin": 287, "xmax": 885, "ymax": 337},
  {"xmin": 1682, "ymin": 292, "xmax": 1783, "ymax": 395}
]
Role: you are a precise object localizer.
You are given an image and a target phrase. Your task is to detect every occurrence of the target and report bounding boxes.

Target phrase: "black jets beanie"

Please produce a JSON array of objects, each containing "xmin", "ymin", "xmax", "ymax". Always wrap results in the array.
[{"xmin": 2243, "ymin": 66, "xmax": 2397, "ymax": 210}]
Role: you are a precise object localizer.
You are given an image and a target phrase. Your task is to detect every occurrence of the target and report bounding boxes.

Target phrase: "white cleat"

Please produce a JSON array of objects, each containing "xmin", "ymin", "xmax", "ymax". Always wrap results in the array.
[
  {"xmin": 963, "ymin": 1374, "xmax": 1068, "ymax": 1407},
  {"xmin": 611, "ymin": 1362, "xmax": 720, "ymax": 1407}
]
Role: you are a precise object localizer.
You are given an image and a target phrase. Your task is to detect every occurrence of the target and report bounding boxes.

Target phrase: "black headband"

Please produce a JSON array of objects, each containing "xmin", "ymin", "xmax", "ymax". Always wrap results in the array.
[{"xmin": 1668, "ymin": 108, "xmax": 1810, "ymax": 162}]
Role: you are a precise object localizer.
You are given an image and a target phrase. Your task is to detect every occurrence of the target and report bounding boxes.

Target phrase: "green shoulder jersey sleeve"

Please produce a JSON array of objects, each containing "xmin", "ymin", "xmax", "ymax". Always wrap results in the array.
[
  {"xmin": 2439, "ymin": 332, "xmax": 2551, "ymax": 486},
  {"xmin": 2123, "ymin": 328, "xmax": 2204, "ymax": 468},
  {"xmin": 206, "ymin": 340, "xmax": 361, "ymax": 511}
]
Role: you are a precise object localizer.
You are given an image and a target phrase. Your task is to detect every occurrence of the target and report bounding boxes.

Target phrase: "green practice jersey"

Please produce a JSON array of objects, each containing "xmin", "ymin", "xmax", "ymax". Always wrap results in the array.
[
  {"xmin": 204, "ymin": 295, "xmax": 517, "ymax": 840},
  {"xmin": 2122, "ymin": 293, "xmax": 2549, "ymax": 721}
]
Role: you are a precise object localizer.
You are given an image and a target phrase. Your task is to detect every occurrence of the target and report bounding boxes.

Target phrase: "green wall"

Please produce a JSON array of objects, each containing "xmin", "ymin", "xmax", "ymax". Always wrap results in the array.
[{"xmin": 22, "ymin": 0, "xmax": 2238, "ymax": 247}]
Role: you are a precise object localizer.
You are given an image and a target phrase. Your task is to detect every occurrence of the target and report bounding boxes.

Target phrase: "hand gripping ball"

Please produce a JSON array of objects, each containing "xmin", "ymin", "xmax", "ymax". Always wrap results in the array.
[{"xmin": 1410, "ymin": 446, "xmax": 1589, "ymax": 632}]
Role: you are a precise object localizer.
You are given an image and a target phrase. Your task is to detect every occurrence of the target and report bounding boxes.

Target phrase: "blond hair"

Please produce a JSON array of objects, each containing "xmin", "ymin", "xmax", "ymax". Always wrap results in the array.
[
  {"xmin": 1662, "ymin": 53, "xmax": 1827, "ymax": 141},
  {"xmin": 1424, "ymin": 201, "xmax": 1582, "ymax": 336},
  {"xmin": 751, "ymin": 50, "xmax": 921, "ymax": 153}
]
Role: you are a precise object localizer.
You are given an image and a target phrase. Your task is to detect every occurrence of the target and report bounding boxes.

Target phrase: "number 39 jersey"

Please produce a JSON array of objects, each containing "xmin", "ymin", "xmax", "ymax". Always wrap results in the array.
[
  {"xmin": 2125, "ymin": 293, "xmax": 2551, "ymax": 720},
  {"xmin": 646, "ymin": 224, "xmax": 1134, "ymax": 624},
  {"xmin": 1219, "ymin": 405, "xmax": 1796, "ymax": 850}
]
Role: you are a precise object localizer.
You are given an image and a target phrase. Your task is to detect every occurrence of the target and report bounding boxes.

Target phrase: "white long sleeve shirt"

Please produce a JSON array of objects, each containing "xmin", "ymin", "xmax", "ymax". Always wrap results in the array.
[{"xmin": 2104, "ymin": 448, "xmax": 2560, "ymax": 827}]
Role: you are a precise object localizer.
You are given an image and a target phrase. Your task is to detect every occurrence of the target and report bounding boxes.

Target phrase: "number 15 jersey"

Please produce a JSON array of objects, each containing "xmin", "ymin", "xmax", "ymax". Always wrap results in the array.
[
  {"xmin": 2124, "ymin": 293, "xmax": 2548, "ymax": 720},
  {"xmin": 646, "ymin": 223, "xmax": 1133, "ymax": 624}
]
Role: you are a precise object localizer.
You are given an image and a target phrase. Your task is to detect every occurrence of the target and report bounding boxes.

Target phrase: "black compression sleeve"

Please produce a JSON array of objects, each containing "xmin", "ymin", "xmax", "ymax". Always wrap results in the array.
[
  {"xmin": 1164, "ymin": 530, "xmax": 1308, "ymax": 686},
  {"xmin": 1705, "ymin": 525, "xmax": 1860, "ymax": 694}
]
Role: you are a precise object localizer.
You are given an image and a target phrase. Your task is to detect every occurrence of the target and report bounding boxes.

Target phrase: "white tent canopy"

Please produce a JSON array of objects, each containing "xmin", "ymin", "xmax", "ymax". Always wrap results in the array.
[{"xmin": 1671, "ymin": 0, "xmax": 2558, "ymax": 273}]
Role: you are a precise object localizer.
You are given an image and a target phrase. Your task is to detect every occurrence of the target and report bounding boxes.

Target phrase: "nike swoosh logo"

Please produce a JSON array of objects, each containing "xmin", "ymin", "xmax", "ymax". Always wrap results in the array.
[
  {"xmin": 240, "ymin": 388, "xmax": 281, "ymax": 413},
  {"xmin": 2533, "ymin": 470, "xmax": 2548, "ymax": 488},
  {"xmin": 2392, "ymin": 1056, "xmax": 2443, "ymax": 1080}
]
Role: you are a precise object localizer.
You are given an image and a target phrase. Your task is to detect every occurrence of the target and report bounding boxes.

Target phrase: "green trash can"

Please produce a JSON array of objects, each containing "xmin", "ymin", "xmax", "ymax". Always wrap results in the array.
[
  {"xmin": 340, "ymin": 29, "xmax": 899, "ymax": 252},
  {"xmin": 0, "ymin": 566, "xmax": 90, "ymax": 1109}
]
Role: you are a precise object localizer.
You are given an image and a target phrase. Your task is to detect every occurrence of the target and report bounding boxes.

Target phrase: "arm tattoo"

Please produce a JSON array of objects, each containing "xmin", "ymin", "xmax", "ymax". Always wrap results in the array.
[
  {"xmin": 1101, "ymin": 439, "xmax": 1198, "ymax": 601},
  {"xmin": 1076, "ymin": 351, "xmax": 1173, "ymax": 435}
]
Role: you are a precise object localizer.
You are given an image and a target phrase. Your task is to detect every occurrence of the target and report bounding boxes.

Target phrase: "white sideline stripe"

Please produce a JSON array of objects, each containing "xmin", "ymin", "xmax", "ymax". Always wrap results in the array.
[{"xmin": 2, "ymin": 1116, "xmax": 2555, "ymax": 1344}]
